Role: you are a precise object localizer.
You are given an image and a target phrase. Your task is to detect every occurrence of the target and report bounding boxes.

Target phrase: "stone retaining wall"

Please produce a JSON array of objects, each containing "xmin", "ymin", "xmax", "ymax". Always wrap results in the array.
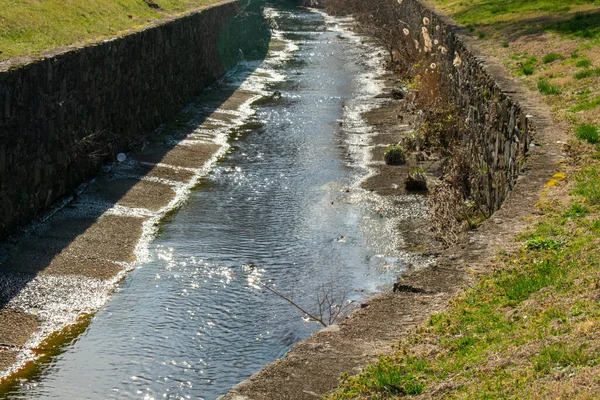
[
  {"xmin": 0, "ymin": 0, "xmax": 268, "ymax": 238},
  {"xmin": 398, "ymin": 0, "xmax": 533, "ymax": 213}
]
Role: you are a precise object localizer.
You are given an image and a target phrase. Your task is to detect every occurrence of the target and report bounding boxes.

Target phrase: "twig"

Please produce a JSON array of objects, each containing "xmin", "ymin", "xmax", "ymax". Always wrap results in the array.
[{"xmin": 255, "ymin": 280, "xmax": 328, "ymax": 327}]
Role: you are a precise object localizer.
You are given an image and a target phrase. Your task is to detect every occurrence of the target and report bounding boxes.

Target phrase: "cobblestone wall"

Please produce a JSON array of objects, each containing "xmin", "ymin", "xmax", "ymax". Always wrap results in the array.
[
  {"xmin": 398, "ymin": 0, "xmax": 533, "ymax": 213},
  {"xmin": 0, "ymin": 0, "xmax": 268, "ymax": 238}
]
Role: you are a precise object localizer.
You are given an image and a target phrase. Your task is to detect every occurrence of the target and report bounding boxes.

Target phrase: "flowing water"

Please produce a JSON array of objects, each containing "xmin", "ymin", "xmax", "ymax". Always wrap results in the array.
[{"xmin": 3, "ymin": 6, "xmax": 430, "ymax": 400}]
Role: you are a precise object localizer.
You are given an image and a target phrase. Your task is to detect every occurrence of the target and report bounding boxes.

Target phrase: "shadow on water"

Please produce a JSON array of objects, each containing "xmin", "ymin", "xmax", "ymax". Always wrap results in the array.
[{"xmin": 0, "ymin": 0, "xmax": 270, "ymax": 356}]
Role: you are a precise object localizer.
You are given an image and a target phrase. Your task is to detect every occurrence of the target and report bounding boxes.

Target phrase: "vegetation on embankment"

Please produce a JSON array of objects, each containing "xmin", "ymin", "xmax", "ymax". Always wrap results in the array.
[
  {"xmin": 0, "ymin": 0, "xmax": 222, "ymax": 61},
  {"xmin": 328, "ymin": 142, "xmax": 600, "ymax": 397},
  {"xmin": 326, "ymin": 0, "xmax": 600, "ymax": 398},
  {"xmin": 432, "ymin": 0, "xmax": 600, "ymax": 136}
]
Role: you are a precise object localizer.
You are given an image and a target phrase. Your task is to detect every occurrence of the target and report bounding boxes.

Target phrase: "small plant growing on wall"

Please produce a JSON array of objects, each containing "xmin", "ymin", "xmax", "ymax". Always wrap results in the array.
[{"xmin": 384, "ymin": 144, "xmax": 406, "ymax": 165}]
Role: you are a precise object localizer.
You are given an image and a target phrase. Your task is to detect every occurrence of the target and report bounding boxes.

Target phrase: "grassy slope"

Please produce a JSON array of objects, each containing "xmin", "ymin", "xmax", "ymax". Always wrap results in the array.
[
  {"xmin": 433, "ymin": 0, "xmax": 600, "ymax": 131},
  {"xmin": 327, "ymin": 1, "xmax": 600, "ymax": 399},
  {"xmin": 0, "ymin": 0, "xmax": 223, "ymax": 61}
]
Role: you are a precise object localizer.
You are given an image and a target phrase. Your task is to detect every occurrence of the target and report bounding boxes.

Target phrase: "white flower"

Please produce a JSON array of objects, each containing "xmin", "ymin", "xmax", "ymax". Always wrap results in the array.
[
  {"xmin": 403, "ymin": 28, "xmax": 410, "ymax": 36},
  {"xmin": 430, "ymin": 63, "xmax": 437, "ymax": 69},
  {"xmin": 423, "ymin": 17, "xmax": 430, "ymax": 25}
]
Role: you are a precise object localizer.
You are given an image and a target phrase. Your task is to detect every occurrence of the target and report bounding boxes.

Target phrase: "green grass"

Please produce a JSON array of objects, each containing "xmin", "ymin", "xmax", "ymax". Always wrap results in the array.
[
  {"xmin": 537, "ymin": 78, "xmax": 562, "ymax": 95},
  {"xmin": 546, "ymin": 11, "xmax": 600, "ymax": 39},
  {"xmin": 524, "ymin": 237, "xmax": 563, "ymax": 250},
  {"xmin": 543, "ymin": 52, "xmax": 563, "ymax": 63},
  {"xmin": 564, "ymin": 203, "xmax": 590, "ymax": 219},
  {"xmin": 328, "ymin": 147, "xmax": 600, "ymax": 398},
  {"xmin": 576, "ymin": 58, "xmax": 593, "ymax": 68},
  {"xmin": 521, "ymin": 57, "xmax": 537, "ymax": 75},
  {"xmin": 533, "ymin": 343, "xmax": 591, "ymax": 373},
  {"xmin": 383, "ymin": 144, "xmax": 406, "ymax": 165},
  {"xmin": 576, "ymin": 124, "xmax": 600, "ymax": 144},
  {"xmin": 575, "ymin": 165, "xmax": 600, "ymax": 204},
  {"xmin": 0, "ymin": 0, "xmax": 222, "ymax": 61},
  {"xmin": 431, "ymin": 0, "xmax": 600, "ymax": 39}
]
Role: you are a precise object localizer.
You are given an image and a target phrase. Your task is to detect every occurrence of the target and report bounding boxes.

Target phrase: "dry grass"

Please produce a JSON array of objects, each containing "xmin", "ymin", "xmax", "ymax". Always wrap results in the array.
[{"xmin": 0, "ymin": 0, "xmax": 224, "ymax": 61}]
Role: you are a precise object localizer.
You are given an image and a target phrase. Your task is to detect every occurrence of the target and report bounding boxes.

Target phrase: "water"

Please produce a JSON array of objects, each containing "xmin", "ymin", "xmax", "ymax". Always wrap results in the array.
[{"xmin": 4, "ymin": 6, "xmax": 428, "ymax": 400}]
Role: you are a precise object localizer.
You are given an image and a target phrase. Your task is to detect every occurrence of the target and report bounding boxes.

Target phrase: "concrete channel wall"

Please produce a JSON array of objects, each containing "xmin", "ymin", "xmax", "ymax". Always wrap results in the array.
[
  {"xmin": 0, "ymin": 0, "xmax": 268, "ymax": 239},
  {"xmin": 399, "ymin": 0, "xmax": 534, "ymax": 213}
]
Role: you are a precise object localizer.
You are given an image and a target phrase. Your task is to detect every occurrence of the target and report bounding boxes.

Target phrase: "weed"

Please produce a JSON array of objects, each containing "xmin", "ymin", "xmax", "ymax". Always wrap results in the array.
[
  {"xmin": 499, "ymin": 260, "xmax": 566, "ymax": 303},
  {"xmin": 331, "ymin": 357, "xmax": 428, "ymax": 398},
  {"xmin": 575, "ymin": 69, "xmax": 593, "ymax": 79},
  {"xmin": 564, "ymin": 203, "xmax": 589, "ymax": 219},
  {"xmin": 384, "ymin": 145, "xmax": 406, "ymax": 165},
  {"xmin": 537, "ymin": 78, "xmax": 561, "ymax": 95},
  {"xmin": 371, "ymin": 359, "xmax": 425, "ymax": 395},
  {"xmin": 525, "ymin": 237, "xmax": 563, "ymax": 251},
  {"xmin": 542, "ymin": 52, "xmax": 563, "ymax": 63},
  {"xmin": 405, "ymin": 168, "xmax": 428, "ymax": 191},
  {"xmin": 576, "ymin": 58, "xmax": 592, "ymax": 68},
  {"xmin": 571, "ymin": 96, "xmax": 600, "ymax": 112},
  {"xmin": 575, "ymin": 165, "xmax": 600, "ymax": 204},
  {"xmin": 501, "ymin": 40, "xmax": 509, "ymax": 48},
  {"xmin": 521, "ymin": 57, "xmax": 537, "ymax": 75},
  {"xmin": 576, "ymin": 124, "xmax": 599, "ymax": 144},
  {"xmin": 534, "ymin": 343, "xmax": 590, "ymax": 374}
]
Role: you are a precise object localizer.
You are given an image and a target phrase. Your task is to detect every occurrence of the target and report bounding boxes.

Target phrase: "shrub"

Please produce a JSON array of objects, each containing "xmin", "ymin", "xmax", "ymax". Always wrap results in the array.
[
  {"xmin": 543, "ymin": 52, "xmax": 563, "ymax": 63},
  {"xmin": 384, "ymin": 145, "xmax": 406, "ymax": 165},
  {"xmin": 537, "ymin": 78, "xmax": 562, "ymax": 95},
  {"xmin": 405, "ymin": 168, "xmax": 428, "ymax": 191},
  {"xmin": 576, "ymin": 124, "xmax": 599, "ymax": 144},
  {"xmin": 501, "ymin": 40, "xmax": 509, "ymax": 48}
]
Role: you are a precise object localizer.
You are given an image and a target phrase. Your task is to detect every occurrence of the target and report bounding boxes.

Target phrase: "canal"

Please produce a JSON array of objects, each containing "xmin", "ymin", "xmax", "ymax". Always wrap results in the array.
[{"xmin": 5, "ymin": 5, "xmax": 422, "ymax": 399}]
